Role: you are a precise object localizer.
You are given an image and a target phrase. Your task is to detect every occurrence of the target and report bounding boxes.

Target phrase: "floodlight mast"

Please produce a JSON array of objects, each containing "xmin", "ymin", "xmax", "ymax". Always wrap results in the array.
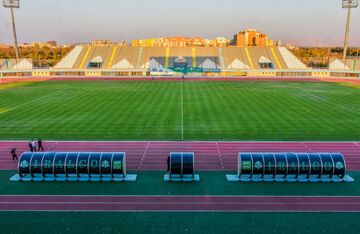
[
  {"xmin": 3, "ymin": 0, "xmax": 20, "ymax": 63},
  {"xmin": 342, "ymin": 0, "xmax": 359, "ymax": 63}
]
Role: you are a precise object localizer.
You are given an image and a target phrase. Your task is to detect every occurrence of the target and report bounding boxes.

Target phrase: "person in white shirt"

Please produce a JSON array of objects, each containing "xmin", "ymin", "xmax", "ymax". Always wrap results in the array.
[{"xmin": 31, "ymin": 139, "xmax": 37, "ymax": 152}]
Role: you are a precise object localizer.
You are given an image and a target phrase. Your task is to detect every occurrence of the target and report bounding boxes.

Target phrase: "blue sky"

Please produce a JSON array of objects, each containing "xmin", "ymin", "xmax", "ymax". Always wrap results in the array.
[{"xmin": 0, "ymin": 0, "xmax": 359, "ymax": 46}]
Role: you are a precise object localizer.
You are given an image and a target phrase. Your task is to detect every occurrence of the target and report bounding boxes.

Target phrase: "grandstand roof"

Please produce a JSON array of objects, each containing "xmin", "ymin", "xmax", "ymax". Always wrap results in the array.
[
  {"xmin": 329, "ymin": 58, "xmax": 360, "ymax": 71},
  {"xmin": 227, "ymin": 59, "xmax": 250, "ymax": 69},
  {"xmin": 258, "ymin": 56, "xmax": 272, "ymax": 64},
  {"xmin": 90, "ymin": 56, "xmax": 104, "ymax": 63},
  {"xmin": 0, "ymin": 59, "xmax": 33, "ymax": 70}
]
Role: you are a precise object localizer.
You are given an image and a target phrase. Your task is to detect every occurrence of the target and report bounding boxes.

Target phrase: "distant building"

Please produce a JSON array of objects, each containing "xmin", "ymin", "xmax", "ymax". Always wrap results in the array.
[
  {"xmin": 132, "ymin": 36, "xmax": 230, "ymax": 47},
  {"xmin": 118, "ymin": 40, "xmax": 127, "ymax": 47},
  {"xmin": 190, "ymin": 37, "xmax": 205, "ymax": 46},
  {"xmin": 91, "ymin": 40, "xmax": 113, "ymax": 46},
  {"xmin": 233, "ymin": 29, "xmax": 273, "ymax": 47},
  {"xmin": 212, "ymin": 37, "xmax": 230, "ymax": 47},
  {"xmin": 163, "ymin": 37, "xmax": 189, "ymax": 47},
  {"xmin": 31, "ymin": 41, "xmax": 58, "ymax": 48},
  {"xmin": 61, "ymin": 44, "xmax": 73, "ymax": 48},
  {"xmin": 19, "ymin": 43, "xmax": 32, "ymax": 48},
  {"xmin": 132, "ymin": 38, "xmax": 159, "ymax": 47},
  {"xmin": 47, "ymin": 41, "xmax": 58, "ymax": 47}
]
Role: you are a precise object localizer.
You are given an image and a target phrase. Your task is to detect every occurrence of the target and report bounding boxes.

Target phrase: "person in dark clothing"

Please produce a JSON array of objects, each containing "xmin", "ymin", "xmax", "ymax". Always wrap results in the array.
[
  {"xmin": 167, "ymin": 156, "xmax": 170, "ymax": 172},
  {"xmin": 11, "ymin": 148, "xmax": 18, "ymax": 160},
  {"xmin": 28, "ymin": 142, "xmax": 33, "ymax": 152},
  {"xmin": 38, "ymin": 138, "xmax": 44, "ymax": 151}
]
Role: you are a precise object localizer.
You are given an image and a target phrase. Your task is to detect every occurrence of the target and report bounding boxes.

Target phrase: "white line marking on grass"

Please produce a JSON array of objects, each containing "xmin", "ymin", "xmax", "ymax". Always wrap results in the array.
[
  {"xmin": 0, "ymin": 91, "xmax": 63, "ymax": 116},
  {"xmin": 294, "ymin": 86, "xmax": 360, "ymax": 116},
  {"xmin": 180, "ymin": 81, "xmax": 184, "ymax": 141}
]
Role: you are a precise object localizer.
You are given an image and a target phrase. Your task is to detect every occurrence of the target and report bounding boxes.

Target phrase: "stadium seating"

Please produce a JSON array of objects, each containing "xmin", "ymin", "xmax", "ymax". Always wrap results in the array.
[
  {"xmin": 278, "ymin": 47, "xmax": 307, "ymax": 69},
  {"xmin": 54, "ymin": 45, "xmax": 308, "ymax": 74},
  {"xmin": 54, "ymin": 46, "xmax": 83, "ymax": 69}
]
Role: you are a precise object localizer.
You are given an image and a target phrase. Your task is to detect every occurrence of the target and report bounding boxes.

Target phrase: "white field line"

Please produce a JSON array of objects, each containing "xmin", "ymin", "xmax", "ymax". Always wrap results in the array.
[
  {"xmin": 0, "ymin": 91, "xmax": 63, "ymax": 116},
  {"xmin": 294, "ymin": 86, "xmax": 360, "ymax": 116}
]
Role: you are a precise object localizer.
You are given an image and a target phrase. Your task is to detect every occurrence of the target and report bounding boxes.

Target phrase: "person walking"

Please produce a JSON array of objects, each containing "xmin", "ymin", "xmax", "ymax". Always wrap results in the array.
[
  {"xmin": 28, "ymin": 141, "xmax": 33, "ymax": 152},
  {"xmin": 38, "ymin": 138, "xmax": 44, "ymax": 152},
  {"xmin": 11, "ymin": 148, "xmax": 18, "ymax": 160},
  {"xmin": 31, "ymin": 139, "xmax": 36, "ymax": 152}
]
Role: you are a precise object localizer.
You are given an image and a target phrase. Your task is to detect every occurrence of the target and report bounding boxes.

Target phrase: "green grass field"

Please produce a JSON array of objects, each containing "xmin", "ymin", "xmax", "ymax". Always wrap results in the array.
[{"xmin": 1, "ymin": 80, "xmax": 360, "ymax": 141}]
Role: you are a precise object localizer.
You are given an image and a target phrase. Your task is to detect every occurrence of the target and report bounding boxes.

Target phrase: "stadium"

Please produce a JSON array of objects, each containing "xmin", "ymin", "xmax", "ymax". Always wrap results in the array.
[{"xmin": 1, "ymin": 1, "xmax": 360, "ymax": 234}]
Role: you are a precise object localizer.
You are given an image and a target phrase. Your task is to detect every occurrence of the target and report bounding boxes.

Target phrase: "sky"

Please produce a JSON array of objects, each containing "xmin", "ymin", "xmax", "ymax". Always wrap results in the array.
[{"xmin": 0, "ymin": 0, "xmax": 359, "ymax": 46}]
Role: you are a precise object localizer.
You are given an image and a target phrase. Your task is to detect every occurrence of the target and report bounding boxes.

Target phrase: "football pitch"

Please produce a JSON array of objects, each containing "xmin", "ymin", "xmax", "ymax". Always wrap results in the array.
[{"xmin": 1, "ymin": 79, "xmax": 360, "ymax": 141}]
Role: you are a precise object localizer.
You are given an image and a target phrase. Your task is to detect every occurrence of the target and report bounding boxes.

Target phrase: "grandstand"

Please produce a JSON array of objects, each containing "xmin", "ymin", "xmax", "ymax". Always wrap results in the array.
[
  {"xmin": 51, "ymin": 45, "xmax": 309, "ymax": 77},
  {"xmin": 1, "ymin": 46, "xmax": 360, "ymax": 78}
]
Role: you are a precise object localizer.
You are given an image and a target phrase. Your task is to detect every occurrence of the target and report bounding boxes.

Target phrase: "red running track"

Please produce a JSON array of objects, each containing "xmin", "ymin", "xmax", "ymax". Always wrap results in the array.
[
  {"xmin": 1, "ymin": 195, "xmax": 360, "ymax": 211},
  {"xmin": 1, "ymin": 141, "xmax": 360, "ymax": 171}
]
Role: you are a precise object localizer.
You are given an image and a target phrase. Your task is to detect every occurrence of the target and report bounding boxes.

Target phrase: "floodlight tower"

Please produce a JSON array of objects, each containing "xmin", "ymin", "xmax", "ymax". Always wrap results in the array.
[
  {"xmin": 342, "ymin": 0, "xmax": 359, "ymax": 62},
  {"xmin": 3, "ymin": 0, "xmax": 20, "ymax": 63}
]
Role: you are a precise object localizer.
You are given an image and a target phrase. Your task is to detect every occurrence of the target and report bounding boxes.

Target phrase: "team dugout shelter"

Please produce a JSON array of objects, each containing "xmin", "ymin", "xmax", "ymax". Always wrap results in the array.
[
  {"xmin": 226, "ymin": 152, "xmax": 354, "ymax": 183},
  {"xmin": 10, "ymin": 152, "xmax": 137, "ymax": 182},
  {"xmin": 164, "ymin": 152, "xmax": 200, "ymax": 182}
]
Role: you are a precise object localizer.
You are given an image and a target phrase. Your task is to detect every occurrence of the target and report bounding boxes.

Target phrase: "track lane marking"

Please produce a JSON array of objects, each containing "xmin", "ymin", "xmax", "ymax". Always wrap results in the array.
[
  {"xmin": 138, "ymin": 141, "xmax": 150, "ymax": 169},
  {"xmin": 1, "ymin": 141, "xmax": 360, "ymax": 171},
  {"xmin": 216, "ymin": 142, "xmax": 224, "ymax": 169}
]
